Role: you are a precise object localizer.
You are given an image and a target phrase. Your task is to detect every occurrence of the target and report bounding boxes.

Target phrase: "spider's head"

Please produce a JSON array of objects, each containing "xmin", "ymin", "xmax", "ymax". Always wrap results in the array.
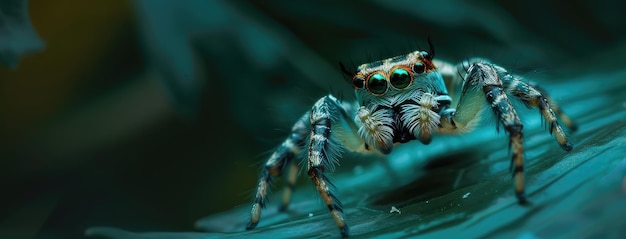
[
  {"xmin": 353, "ymin": 50, "xmax": 433, "ymax": 92},
  {"xmin": 346, "ymin": 49, "xmax": 446, "ymax": 108},
  {"xmin": 340, "ymin": 43, "xmax": 451, "ymax": 150}
]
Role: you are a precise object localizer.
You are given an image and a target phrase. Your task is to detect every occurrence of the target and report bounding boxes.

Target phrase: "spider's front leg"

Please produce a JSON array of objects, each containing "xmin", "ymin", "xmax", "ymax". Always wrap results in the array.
[
  {"xmin": 248, "ymin": 94, "xmax": 362, "ymax": 237},
  {"xmin": 307, "ymin": 95, "xmax": 364, "ymax": 237}
]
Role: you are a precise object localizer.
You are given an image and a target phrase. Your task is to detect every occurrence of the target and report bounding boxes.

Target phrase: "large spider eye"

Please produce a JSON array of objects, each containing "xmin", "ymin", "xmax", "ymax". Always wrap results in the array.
[
  {"xmin": 352, "ymin": 77, "xmax": 365, "ymax": 89},
  {"xmin": 412, "ymin": 62, "xmax": 425, "ymax": 74},
  {"xmin": 367, "ymin": 73, "xmax": 387, "ymax": 95},
  {"xmin": 390, "ymin": 68, "xmax": 411, "ymax": 89}
]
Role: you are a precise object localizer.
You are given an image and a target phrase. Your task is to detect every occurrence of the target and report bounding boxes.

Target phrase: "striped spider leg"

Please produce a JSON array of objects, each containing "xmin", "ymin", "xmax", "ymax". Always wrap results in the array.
[
  {"xmin": 246, "ymin": 112, "xmax": 308, "ymax": 232},
  {"xmin": 435, "ymin": 58, "xmax": 577, "ymax": 203},
  {"xmin": 247, "ymin": 95, "xmax": 363, "ymax": 237},
  {"xmin": 246, "ymin": 43, "xmax": 577, "ymax": 237}
]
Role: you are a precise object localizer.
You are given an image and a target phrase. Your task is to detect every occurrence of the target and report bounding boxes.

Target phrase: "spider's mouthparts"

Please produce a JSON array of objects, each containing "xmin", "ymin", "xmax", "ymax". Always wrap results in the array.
[
  {"xmin": 396, "ymin": 99, "xmax": 441, "ymax": 145},
  {"xmin": 394, "ymin": 127, "xmax": 416, "ymax": 143}
]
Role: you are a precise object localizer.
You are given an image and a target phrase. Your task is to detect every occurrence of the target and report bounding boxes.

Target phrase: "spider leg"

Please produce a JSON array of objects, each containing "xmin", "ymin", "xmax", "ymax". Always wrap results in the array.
[
  {"xmin": 530, "ymin": 83, "xmax": 578, "ymax": 132},
  {"xmin": 433, "ymin": 58, "xmax": 483, "ymax": 107},
  {"xmin": 278, "ymin": 161, "xmax": 299, "ymax": 212},
  {"xmin": 498, "ymin": 70, "xmax": 575, "ymax": 150},
  {"xmin": 441, "ymin": 62, "xmax": 529, "ymax": 204},
  {"xmin": 248, "ymin": 95, "xmax": 361, "ymax": 237},
  {"xmin": 434, "ymin": 58, "xmax": 484, "ymax": 133},
  {"xmin": 247, "ymin": 113, "xmax": 309, "ymax": 230},
  {"xmin": 437, "ymin": 58, "xmax": 577, "ymax": 140},
  {"xmin": 307, "ymin": 95, "xmax": 362, "ymax": 237}
]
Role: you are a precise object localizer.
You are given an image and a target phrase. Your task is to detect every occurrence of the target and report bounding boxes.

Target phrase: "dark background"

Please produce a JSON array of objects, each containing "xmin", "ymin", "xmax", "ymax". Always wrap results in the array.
[{"xmin": 1, "ymin": 1, "xmax": 624, "ymax": 238}]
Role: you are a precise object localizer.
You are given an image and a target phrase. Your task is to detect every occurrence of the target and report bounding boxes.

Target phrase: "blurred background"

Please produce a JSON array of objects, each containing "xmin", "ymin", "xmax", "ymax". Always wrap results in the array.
[{"xmin": 0, "ymin": 0, "xmax": 624, "ymax": 238}]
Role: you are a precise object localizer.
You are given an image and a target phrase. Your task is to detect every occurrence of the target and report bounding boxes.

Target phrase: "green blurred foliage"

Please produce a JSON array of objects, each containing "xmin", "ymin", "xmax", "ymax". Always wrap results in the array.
[{"xmin": 0, "ymin": 0, "xmax": 44, "ymax": 68}]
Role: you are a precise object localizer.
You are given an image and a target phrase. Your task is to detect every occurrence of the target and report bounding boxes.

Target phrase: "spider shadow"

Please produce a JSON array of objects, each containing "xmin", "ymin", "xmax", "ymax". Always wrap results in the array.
[
  {"xmin": 343, "ymin": 144, "xmax": 519, "ymax": 236},
  {"xmin": 368, "ymin": 147, "xmax": 493, "ymax": 207}
]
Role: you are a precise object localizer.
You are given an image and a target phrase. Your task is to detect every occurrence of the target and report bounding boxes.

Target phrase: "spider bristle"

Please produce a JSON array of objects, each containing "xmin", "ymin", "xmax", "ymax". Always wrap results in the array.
[
  {"xmin": 330, "ymin": 194, "xmax": 344, "ymax": 213},
  {"xmin": 456, "ymin": 66, "xmax": 465, "ymax": 79},
  {"xmin": 549, "ymin": 121, "xmax": 556, "ymax": 135},
  {"xmin": 427, "ymin": 37, "xmax": 435, "ymax": 60},
  {"xmin": 491, "ymin": 108, "xmax": 503, "ymax": 134},
  {"xmin": 459, "ymin": 58, "xmax": 472, "ymax": 77},
  {"xmin": 539, "ymin": 112, "xmax": 548, "ymax": 131}
]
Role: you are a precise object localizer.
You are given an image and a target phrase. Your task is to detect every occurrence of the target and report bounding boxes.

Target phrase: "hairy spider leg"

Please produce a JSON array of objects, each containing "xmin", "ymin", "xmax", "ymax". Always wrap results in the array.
[
  {"xmin": 437, "ymin": 59, "xmax": 576, "ymax": 204},
  {"xmin": 279, "ymin": 162, "xmax": 299, "ymax": 212},
  {"xmin": 247, "ymin": 113, "xmax": 309, "ymax": 230},
  {"xmin": 307, "ymin": 95, "xmax": 363, "ymax": 237},
  {"xmin": 247, "ymin": 95, "xmax": 362, "ymax": 237},
  {"xmin": 437, "ymin": 58, "xmax": 577, "ymax": 143},
  {"xmin": 497, "ymin": 69, "xmax": 575, "ymax": 151},
  {"xmin": 533, "ymin": 85, "xmax": 578, "ymax": 132},
  {"xmin": 526, "ymin": 81, "xmax": 578, "ymax": 132},
  {"xmin": 440, "ymin": 62, "xmax": 528, "ymax": 204}
]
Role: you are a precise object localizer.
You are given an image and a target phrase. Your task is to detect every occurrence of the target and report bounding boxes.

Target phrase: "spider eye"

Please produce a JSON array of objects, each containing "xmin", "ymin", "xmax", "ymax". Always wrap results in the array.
[
  {"xmin": 412, "ymin": 62, "xmax": 425, "ymax": 74},
  {"xmin": 367, "ymin": 73, "xmax": 387, "ymax": 95},
  {"xmin": 390, "ymin": 68, "xmax": 411, "ymax": 89},
  {"xmin": 352, "ymin": 77, "xmax": 365, "ymax": 89}
]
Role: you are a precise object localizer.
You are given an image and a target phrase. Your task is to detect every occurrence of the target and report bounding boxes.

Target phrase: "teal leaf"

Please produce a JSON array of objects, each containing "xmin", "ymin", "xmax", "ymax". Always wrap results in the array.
[{"xmin": 85, "ymin": 70, "xmax": 626, "ymax": 238}]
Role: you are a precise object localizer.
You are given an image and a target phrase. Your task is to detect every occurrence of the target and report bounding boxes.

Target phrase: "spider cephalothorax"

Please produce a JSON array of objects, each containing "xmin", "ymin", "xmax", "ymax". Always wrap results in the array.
[
  {"xmin": 352, "ymin": 50, "xmax": 451, "ymax": 153},
  {"xmin": 245, "ymin": 45, "xmax": 577, "ymax": 237}
]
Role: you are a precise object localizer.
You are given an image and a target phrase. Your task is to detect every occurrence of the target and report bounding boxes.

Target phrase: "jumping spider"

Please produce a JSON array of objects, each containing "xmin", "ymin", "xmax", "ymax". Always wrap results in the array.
[{"xmin": 246, "ymin": 42, "xmax": 577, "ymax": 237}]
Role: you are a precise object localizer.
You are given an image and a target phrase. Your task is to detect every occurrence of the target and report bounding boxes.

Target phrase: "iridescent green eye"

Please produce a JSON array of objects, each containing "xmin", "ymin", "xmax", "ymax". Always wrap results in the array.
[
  {"xmin": 390, "ymin": 68, "xmax": 411, "ymax": 89},
  {"xmin": 367, "ymin": 73, "xmax": 387, "ymax": 95}
]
